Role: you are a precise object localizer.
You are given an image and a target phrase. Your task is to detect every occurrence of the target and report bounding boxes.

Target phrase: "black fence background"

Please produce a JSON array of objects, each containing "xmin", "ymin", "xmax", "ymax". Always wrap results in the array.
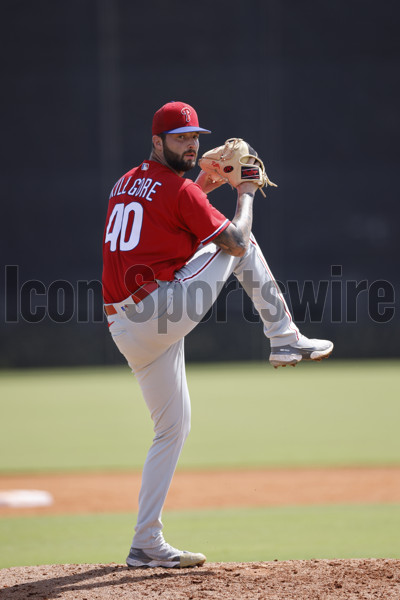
[{"xmin": 1, "ymin": 0, "xmax": 399, "ymax": 367}]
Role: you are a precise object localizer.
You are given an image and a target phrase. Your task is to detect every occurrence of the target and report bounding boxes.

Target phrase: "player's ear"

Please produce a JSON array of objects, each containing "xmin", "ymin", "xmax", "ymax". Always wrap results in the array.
[{"xmin": 152, "ymin": 135, "xmax": 163, "ymax": 150}]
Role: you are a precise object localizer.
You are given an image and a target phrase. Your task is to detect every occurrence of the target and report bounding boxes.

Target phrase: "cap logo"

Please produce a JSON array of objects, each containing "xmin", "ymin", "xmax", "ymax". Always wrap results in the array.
[{"xmin": 181, "ymin": 107, "xmax": 191, "ymax": 123}]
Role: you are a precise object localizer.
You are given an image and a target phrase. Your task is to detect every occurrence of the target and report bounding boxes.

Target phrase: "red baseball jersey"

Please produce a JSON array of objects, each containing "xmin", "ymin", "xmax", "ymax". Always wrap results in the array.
[{"xmin": 102, "ymin": 160, "xmax": 230, "ymax": 303}]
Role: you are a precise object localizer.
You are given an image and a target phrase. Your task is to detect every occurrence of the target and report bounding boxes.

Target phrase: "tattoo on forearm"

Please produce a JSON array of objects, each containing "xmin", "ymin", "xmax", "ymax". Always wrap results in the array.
[{"xmin": 214, "ymin": 192, "xmax": 254, "ymax": 254}]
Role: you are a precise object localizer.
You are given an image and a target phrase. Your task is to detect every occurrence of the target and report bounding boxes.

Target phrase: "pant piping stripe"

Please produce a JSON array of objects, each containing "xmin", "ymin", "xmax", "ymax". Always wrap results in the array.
[{"xmin": 177, "ymin": 248, "xmax": 222, "ymax": 283}]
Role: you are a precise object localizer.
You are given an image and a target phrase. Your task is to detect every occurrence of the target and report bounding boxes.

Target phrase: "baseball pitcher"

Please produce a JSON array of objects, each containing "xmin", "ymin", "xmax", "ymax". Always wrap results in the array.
[{"xmin": 102, "ymin": 101, "xmax": 333, "ymax": 568}]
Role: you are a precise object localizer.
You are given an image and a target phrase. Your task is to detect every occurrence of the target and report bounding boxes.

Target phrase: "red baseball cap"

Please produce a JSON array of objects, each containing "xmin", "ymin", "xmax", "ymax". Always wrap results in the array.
[{"xmin": 152, "ymin": 101, "xmax": 211, "ymax": 135}]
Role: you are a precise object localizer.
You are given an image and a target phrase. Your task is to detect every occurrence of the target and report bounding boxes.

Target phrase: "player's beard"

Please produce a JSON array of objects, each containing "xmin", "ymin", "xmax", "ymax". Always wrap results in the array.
[{"xmin": 163, "ymin": 142, "xmax": 197, "ymax": 172}]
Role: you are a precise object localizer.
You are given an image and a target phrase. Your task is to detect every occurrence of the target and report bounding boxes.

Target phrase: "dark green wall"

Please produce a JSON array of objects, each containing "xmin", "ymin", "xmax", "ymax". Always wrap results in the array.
[{"xmin": 1, "ymin": 0, "xmax": 399, "ymax": 366}]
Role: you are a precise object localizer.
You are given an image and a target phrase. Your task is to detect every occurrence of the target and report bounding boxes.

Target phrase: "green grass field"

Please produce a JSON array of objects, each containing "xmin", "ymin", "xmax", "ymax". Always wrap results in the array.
[
  {"xmin": 1, "ymin": 360, "xmax": 399, "ymax": 472},
  {"xmin": 1, "ymin": 360, "xmax": 399, "ymax": 568},
  {"xmin": 1, "ymin": 505, "xmax": 399, "ymax": 567}
]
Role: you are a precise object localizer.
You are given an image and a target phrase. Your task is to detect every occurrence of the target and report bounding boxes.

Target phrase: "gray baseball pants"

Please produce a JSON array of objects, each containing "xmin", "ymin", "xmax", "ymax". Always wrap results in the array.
[{"xmin": 106, "ymin": 235, "xmax": 299, "ymax": 550}]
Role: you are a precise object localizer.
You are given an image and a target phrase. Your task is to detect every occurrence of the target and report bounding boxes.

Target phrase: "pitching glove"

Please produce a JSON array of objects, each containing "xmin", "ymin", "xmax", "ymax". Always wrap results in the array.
[{"xmin": 198, "ymin": 138, "xmax": 277, "ymax": 197}]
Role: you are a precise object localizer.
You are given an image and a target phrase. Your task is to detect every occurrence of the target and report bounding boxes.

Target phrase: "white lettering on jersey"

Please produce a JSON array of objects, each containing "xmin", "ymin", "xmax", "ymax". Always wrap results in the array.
[
  {"xmin": 104, "ymin": 204, "xmax": 124, "ymax": 251},
  {"xmin": 110, "ymin": 176, "xmax": 162, "ymax": 201},
  {"xmin": 105, "ymin": 202, "xmax": 144, "ymax": 252},
  {"xmin": 146, "ymin": 181, "xmax": 162, "ymax": 201},
  {"xmin": 115, "ymin": 178, "xmax": 125, "ymax": 195},
  {"xmin": 120, "ymin": 203, "xmax": 143, "ymax": 251},
  {"xmin": 140, "ymin": 178, "xmax": 153, "ymax": 198},
  {"xmin": 120, "ymin": 176, "xmax": 132, "ymax": 195},
  {"xmin": 127, "ymin": 178, "xmax": 142, "ymax": 196},
  {"xmin": 136, "ymin": 179, "xmax": 146, "ymax": 197}
]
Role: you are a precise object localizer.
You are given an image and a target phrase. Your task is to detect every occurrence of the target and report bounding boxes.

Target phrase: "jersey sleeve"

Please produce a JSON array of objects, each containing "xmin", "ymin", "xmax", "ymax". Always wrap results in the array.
[{"xmin": 177, "ymin": 182, "xmax": 230, "ymax": 244}]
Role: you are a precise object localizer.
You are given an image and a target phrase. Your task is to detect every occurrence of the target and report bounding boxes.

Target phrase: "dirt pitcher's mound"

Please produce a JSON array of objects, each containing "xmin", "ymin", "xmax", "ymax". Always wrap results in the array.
[{"xmin": 1, "ymin": 560, "xmax": 399, "ymax": 600}]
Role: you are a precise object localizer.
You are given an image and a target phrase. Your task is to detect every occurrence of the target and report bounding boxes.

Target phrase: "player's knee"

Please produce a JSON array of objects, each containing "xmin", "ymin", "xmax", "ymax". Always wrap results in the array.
[
  {"xmin": 154, "ymin": 412, "xmax": 191, "ymax": 444},
  {"xmin": 176, "ymin": 412, "xmax": 191, "ymax": 443}
]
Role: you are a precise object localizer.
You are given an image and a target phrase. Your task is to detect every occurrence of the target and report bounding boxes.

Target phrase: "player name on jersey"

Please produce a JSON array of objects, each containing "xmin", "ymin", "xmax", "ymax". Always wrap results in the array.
[{"xmin": 110, "ymin": 173, "xmax": 162, "ymax": 203}]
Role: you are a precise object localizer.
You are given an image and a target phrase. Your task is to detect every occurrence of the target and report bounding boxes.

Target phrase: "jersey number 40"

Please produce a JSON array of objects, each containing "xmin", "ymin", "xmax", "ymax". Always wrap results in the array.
[{"xmin": 105, "ymin": 202, "xmax": 143, "ymax": 252}]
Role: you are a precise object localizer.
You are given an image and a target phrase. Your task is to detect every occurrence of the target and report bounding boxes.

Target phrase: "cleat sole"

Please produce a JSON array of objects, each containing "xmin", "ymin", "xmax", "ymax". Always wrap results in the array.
[{"xmin": 269, "ymin": 344, "xmax": 333, "ymax": 368}]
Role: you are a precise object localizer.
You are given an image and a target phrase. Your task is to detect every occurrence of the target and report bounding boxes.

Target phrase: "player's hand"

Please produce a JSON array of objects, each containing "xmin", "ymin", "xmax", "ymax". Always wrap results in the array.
[{"xmin": 195, "ymin": 170, "xmax": 227, "ymax": 195}]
